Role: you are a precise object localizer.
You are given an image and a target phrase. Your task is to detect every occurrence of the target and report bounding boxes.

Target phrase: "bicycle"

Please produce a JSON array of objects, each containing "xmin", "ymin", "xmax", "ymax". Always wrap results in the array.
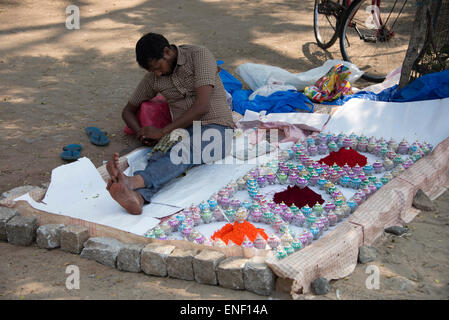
[{"xmin": 313, "ymin": 0, "xmax": 415, "ymax": 82}]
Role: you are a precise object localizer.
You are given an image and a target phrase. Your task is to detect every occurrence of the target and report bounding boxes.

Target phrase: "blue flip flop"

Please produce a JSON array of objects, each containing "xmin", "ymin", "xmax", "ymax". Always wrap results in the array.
[
  {"xmin": 63, "ymin": 144, "xmax": 82, "ymax": 152},
  {"xmin": 85, "ymin": 127, "xmax": 110, "ymax": 146},
  {"xmin": 61, "ymin": 144, "xmax": 82, "ymax": 161}
]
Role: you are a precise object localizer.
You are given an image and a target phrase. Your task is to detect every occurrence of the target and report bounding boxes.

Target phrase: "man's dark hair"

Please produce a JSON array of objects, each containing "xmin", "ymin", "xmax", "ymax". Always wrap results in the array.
[{"xmin": 135, "ymin": 33, "xmax": 170, "ymax": 70}]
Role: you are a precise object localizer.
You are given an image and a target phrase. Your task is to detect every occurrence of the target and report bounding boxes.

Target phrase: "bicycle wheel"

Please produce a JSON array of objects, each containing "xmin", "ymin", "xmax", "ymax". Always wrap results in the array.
[
  {"xmin": 339, "ymin": 0, "xmax": 415, "ymax": 82},
  {"xmin": 314, "ymin": 0, "xmax": 346, "ymax": 49}
]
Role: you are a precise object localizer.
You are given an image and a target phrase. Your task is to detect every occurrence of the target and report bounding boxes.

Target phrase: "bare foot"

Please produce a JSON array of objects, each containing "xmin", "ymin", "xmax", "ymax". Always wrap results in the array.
[
  {"xmin": 108, "ymin": 181, "xmax": 144, "ymax": 215},
  {"xmin": 106, "ymin": 152, "xmax": 120, "ymax": 183},
  {"xmin": 106, "ymin": 153, "xmax": 145, "ymax": 190},
  {"xmin": 106, "ymin": 178, "xmax": 113, "ymax": 191}
]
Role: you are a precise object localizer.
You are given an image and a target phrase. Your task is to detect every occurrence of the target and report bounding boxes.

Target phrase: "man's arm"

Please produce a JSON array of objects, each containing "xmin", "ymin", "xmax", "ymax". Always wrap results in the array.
[
  {"xmin": 122, "ymin": 102, "xmax": 141, "ymax": 135},
  {"xmin": 140, "ymin": 84, "xmax": 213, "ymax": 140},
  {"xmin": 122, "ymin": 102, "xmax": 154, "ymax": 145},
  {"xmin": 124, "ymin": 73, "xmax": 157, "ymax": 144}
]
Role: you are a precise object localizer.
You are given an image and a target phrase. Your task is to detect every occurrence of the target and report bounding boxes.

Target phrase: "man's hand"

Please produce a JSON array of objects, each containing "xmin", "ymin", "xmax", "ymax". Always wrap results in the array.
[{"xmin": 137, "ymin": 125, "xmax": 165, "ymax": 141}]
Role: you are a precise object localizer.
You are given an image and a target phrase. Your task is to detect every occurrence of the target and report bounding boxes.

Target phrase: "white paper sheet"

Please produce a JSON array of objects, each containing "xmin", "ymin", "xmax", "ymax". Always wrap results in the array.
[
  {"xmin": 16, "ymin": 157, "xmax": 166, "ymax": 235},
  {"xmin": 324, "ymin": 97, "xmax": 449, "ymax": 147}
]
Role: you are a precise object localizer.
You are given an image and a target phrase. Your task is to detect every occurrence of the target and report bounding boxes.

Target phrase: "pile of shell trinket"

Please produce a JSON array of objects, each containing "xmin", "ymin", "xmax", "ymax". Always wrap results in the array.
[{"xmin": 144, "ymin": 132, "xmax": 433, "ymax": 260}]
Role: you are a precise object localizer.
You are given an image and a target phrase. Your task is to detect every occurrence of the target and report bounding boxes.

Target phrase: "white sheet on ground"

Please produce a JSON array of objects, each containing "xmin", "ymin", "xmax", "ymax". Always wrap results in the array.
[
  {"xmin": 15, "ymin": 146, "xmax": 277, "ymax": 236},
  {"xmin": 324, "ymin": 97, "xmax": 449, "ymax": 147},
  {"xmin": 15, "ymin": 157, "xmax": 164, "ymax": 234}
]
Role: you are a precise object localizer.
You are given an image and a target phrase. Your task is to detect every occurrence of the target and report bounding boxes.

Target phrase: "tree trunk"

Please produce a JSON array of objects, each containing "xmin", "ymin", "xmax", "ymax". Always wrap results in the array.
[{"xmin": 398, "ymin": 0, "xmax": 432, "ymax": 88}]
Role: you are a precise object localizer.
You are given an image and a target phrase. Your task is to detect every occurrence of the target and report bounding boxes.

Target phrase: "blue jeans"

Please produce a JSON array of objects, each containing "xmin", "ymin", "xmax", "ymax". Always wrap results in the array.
[{"xmin": 134, "ymin": 123, "xmax": 232, "ymax": 203}]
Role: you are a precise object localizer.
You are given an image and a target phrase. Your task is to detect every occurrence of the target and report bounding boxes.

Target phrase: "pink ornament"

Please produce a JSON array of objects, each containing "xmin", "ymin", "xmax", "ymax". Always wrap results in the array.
[
  {"xmin": 168, "ymin": 218, "xmax": 180, "ymax": 232},
  {"xmin": 241, "ymin": 235, "xmax": 254, "ymax": 248},
  {"xmin": 231, "ymin": 199, "xmax": 241, "ymax": 210},
  {"xmin": 292, "ymin": 213, "xmax": 305, "ymax": 227},
  {"xmin": 213, "ymin": 208, "xmax": 225, "ymax": 222},
  {"xmin": 324, "ymin": 201, "xmax": 336, "ymax": 213},
  {"xmin": 282, "ymin": 209, "xmax": 294, "ymax": 223},
  {"xmin": 327, "ymin": 212, "xmax": 337, "ymax": 226},
  {"xmin": 297, "ymin": 176, "xmax": 308, "ymax": 189},
  {"xmin": 267, "ymin": 234, "xmax": 280, "ymax": 250},
  {"xmin": 373, "ymin": 160, "xmax": 383, "ymax": 174},
  {"xmin": 279, "ymin": 202, "xmax": 289, "ymax": 212},
  {"xmin": 357, "ymin": 140, "xmax": 368, "ymax": 152},
  {"xmin": 250, "ymin": 208, "xmax": 263, "ymax": 223},
  {"xmin": 273, "ymin": 218, "xmax": 285, "ymax": 233},
  {"xmin": 254, "ymin": 233, "xmax": 267, "ymax": 249}
]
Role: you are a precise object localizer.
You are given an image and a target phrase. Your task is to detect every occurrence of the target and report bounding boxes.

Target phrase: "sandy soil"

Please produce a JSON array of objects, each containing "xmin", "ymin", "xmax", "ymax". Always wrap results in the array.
[
  {"xmin": 303, "ymin": 190, "xmax": 449, "ymax": 300},
  {"xmin": 0, "ymin": 0, "xmax": 447, "ymax": 300},
  {"xmin": 0, "ymin": 241, "xmax": 289, "ymax": 300}
]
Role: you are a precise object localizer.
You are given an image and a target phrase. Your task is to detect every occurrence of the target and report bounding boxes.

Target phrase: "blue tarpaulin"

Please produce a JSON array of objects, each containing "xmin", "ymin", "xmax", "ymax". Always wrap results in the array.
[
  {"xmin": 324, "ymin": 69, "xmax": 449, "ymax": 105},
  {"xmin": 231, "ymin": 89, "xmax": 314, "ymax": 114},
  {"xmin": 217, "ymin": 60, "xmax": 242, "ymax": 94}
]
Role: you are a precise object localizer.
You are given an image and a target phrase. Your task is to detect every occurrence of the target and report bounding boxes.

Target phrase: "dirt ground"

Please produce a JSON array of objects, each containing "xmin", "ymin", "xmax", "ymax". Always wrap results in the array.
[{"xmin": 0, "ymin": 0, "xmax": 448, "ymax": 300}]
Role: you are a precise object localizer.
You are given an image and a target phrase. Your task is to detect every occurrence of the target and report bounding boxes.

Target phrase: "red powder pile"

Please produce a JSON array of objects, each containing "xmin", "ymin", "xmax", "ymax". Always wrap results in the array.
[
  {"xmin": 211, "ymin": 221, "xmax": 268, "ymax": 246},
  {"xmin": 273, "ymin": 185, "xmax": 324, "ymax": 208},
  {"xmin": 318, "ymin": 147, "xmax": 367, "ymax": 167}
]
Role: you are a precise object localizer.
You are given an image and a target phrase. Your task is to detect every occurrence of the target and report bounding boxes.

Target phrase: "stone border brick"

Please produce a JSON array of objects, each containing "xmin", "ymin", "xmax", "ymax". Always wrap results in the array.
[
  {"xmin": 243, "ymin": 256, "xmax": 276, "ymax": 296},
  {"xmin": 167, "ymin": 248, "xmax": 200, "ymax": 281},
  {"xmin": 217, "ymin": 257, "xmax": 248, "ymax": 290},
  {"xmin": 117, "ymin": 243, "xmax": 145, "ymax": 273},
  {"xmin": 60, "ymin": 225, "xmax": 90, "ymax": 254},
  {"xmin": 6, "ymin": 215, "xmax": 38, "ymax": 246},
  {"xmin": 0, "ymin": 207, "xmax": 19, "ymax": 241},
  {"xmin": 80, "ymin": 237, "xmax": 124, "ymax": 268},
  {"xmin": 36, "ymin": 224, "xmax": 65, "ymax": 249},
  {"xmin": 141, "ymin": 243, "xmax": 176, "ymax": 277},
  {"xmin": 193, "ymin": 249, "xmax": 226, "ymax": 285}
]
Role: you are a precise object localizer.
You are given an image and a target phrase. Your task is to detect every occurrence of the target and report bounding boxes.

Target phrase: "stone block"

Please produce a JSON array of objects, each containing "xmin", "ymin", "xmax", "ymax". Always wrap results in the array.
[
  {"xmin": 117, "ymin": 243, "xmax": 145, "ymax": 273},
  {"xmin": 358, "ymin": 245, "xmax": 378, "ymax": 264},
  {"xmin": 243, "ymin": 256, "xmax": 276, "ymax": 296},
  {"xmin": 166, "ymin": 248, "xmax": 200, "ymax": 281},
  {"xmin": 80, "ymin": 237, "xmax": 124, "ymax": 268},
  {"xmin": 217, "ymin": 257, "xmax": 248, "ymax": 290},
  {"xmin": 311, "ymin": 277, "xmax": 330, "ymax": 295},
  {"xmin": 1, "ymin": 185, "xmax": 37, "ymax": 200},
  {"xmin": 6, "ymin": 215, "xmax": 38, "ymax": 246},
  {"xmin": 60, "ymin": 225, "xmax": 90, "ymax": 254},
  {"xmin": 0, "ymin": 207, "xmax": 19, "ymax": 241},
  {"xmin": 193, "ymin": 249, "xmax": 226, "ymax": 285},
  {"xmin": 141, "ymin": 243, "xmax": 176, "ymax": 277},
  {"xmin": 36, "ymin": 224, "xmax": 65, "ymax": 249},
  {"xmin": 412, "ymin": 189, "xmax": 435, "ymax": 211},
  {"xmin": 385, "ymin": 226, "xmax": 408, "ymax": 236},
  {"xmin": 384, "ymin": 276, "xmax": 415, "ymax": 291}
]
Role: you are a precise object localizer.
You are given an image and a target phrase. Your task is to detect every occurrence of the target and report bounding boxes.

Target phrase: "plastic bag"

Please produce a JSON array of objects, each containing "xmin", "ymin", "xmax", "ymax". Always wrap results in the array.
[
  {"xmin": 123, "ymin": 95, "xmax": 172, "ymax": 135},
  {"xmin": 236, "ymin": 59, "xmax": 364, "ymax": 91},
  {"xmin": 304, "ymin": 64, "xmax": 354, "ymax": 102},
  {"xmin": 248, "ymin": 77, "xmax": 297, "ymax": 100}
]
